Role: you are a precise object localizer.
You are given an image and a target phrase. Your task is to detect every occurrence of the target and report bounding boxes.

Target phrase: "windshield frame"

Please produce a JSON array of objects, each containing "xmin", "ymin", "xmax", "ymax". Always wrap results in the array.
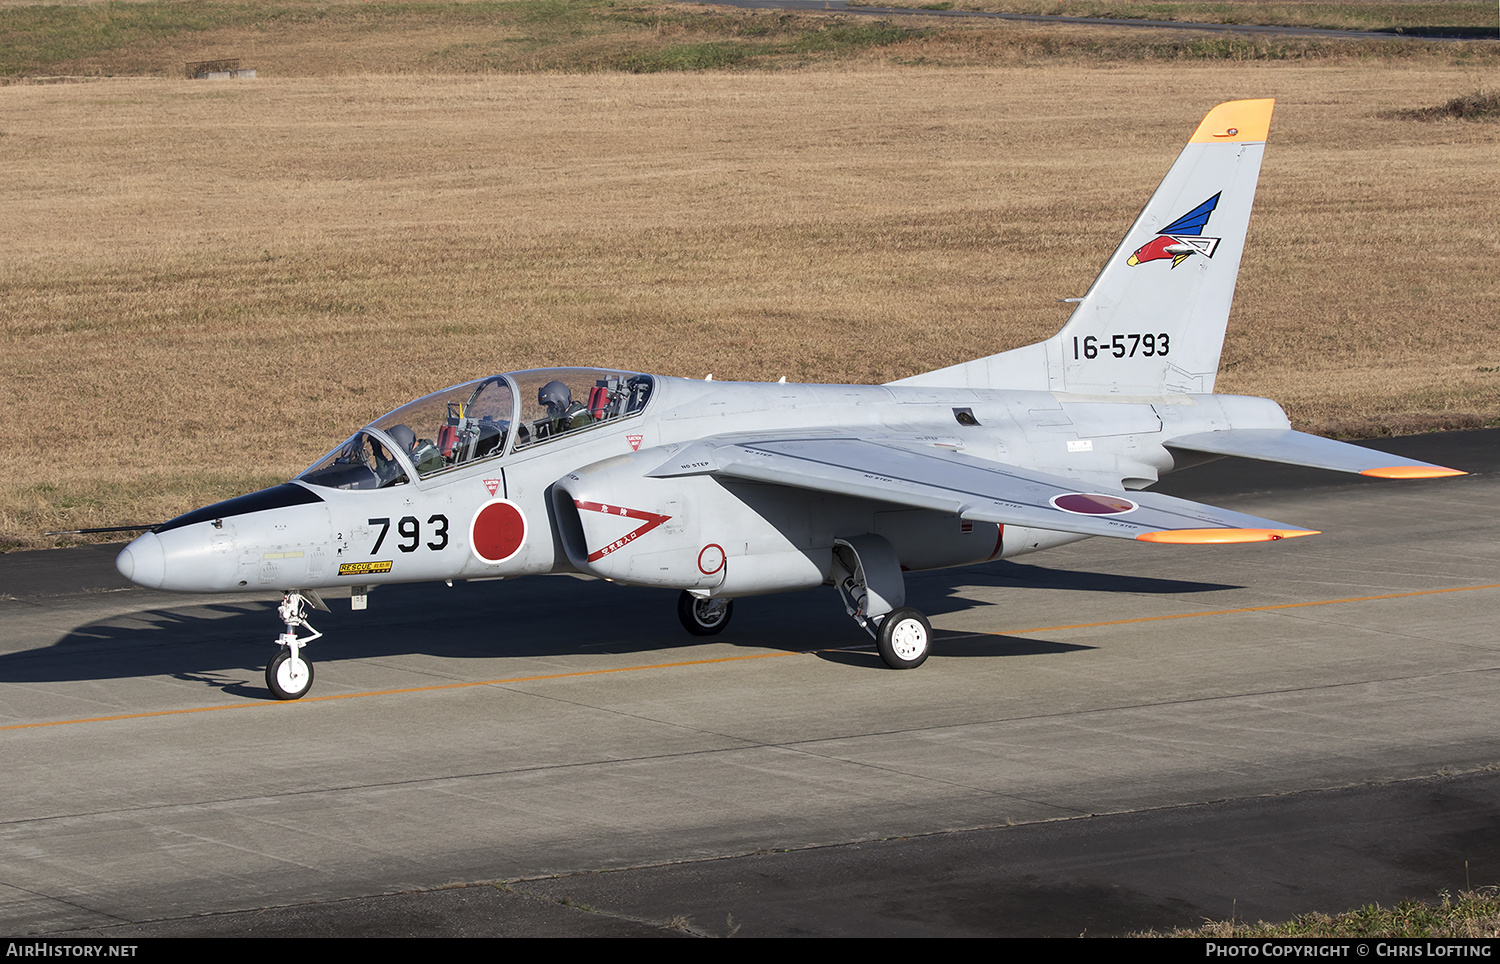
[
  {"xmin": 369, "ymin": 374, "xmax": 520, "ymax": 483},
  {"xmin": 297, "ymin": 426, "xmax": 420, "ymax": 491},
  {"xmin": 298, "ymin": 368, "xmax": 656, "ymax": 491}
]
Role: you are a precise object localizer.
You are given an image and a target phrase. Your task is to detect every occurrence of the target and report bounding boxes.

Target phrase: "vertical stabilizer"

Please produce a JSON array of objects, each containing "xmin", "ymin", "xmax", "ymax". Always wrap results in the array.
[{"xmin": 893, "ymin": 99, "xmax": 1274, "ymax": 394}]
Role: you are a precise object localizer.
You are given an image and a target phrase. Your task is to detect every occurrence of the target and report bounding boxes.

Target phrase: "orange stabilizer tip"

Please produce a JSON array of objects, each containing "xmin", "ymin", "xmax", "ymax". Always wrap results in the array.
[
  {"xmin": 1360, "ymin": 466, "xmax": 1467, "ymax": 480},
  {"xmin": 1136, "ymin": 528, "xmax": 1319, "ymax": 545},
  {"xmin": 1190, "ymin": 99, "xmax": 1275, "ymax": 144}
]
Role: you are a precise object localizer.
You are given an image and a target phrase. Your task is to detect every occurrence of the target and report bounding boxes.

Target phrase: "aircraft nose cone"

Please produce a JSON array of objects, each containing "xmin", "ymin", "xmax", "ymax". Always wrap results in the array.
[{"xmin": 116, "ymin": 532, "xmax": 165, "ymax": 589}]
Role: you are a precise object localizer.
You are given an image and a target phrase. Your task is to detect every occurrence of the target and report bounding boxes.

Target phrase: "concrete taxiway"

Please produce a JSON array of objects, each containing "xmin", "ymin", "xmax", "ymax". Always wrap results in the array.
[{"xmin": 2, "ymin": 431, "xmax": 1497, "ymax": 937}]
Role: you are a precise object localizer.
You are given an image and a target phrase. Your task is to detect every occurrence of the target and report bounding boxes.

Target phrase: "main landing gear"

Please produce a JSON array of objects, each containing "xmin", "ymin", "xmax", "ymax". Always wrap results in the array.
[
  {"xmin": 678, "ymin": 590, "xmax": 734, "ymax": 636},
  {"xmin": 266, "ymin": 591, "xmax": 325, "ymax": 700},
  {"xmin": 834, "ymin": 535, "xmax": 931, "ymax": 670},
  {"xmin": 671, "ymin": 537, "xmax": 934, "ymax": 669}
]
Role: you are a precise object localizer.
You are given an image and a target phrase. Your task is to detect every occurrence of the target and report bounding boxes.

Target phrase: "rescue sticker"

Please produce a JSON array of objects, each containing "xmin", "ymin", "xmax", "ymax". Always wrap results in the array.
[
  {"xmin": 627, "ymin": 434, "xmax": 643, "ymax": 452},
  {"xmin": 483, "ymin": 478, "xmax": 502, "ymax": 496},
  {"xmin": 339, "ymin": 560, "xmax": 393, "ymax": 576}
]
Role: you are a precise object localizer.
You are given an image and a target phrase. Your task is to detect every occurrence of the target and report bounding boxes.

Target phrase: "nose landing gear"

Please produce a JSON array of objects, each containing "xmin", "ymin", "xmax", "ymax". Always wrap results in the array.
[{"xmin": 266, "ymin": 591, "xmax": 325, "ymax": 700}]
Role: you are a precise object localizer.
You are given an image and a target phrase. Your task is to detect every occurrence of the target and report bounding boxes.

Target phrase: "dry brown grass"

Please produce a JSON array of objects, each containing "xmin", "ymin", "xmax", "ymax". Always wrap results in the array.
[
  {"xmin": 3, "ymin": 64, "xmax": 1498, "ymax": 547},
  {"xmin": 1383, "ymin": 87, "xmax": 1500, "ymax": 120}
]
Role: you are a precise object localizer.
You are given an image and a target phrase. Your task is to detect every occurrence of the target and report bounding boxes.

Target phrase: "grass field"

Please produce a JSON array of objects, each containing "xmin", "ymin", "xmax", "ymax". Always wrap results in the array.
[{"xmin": 1, "ymin": 5, "xmax": 1498, "ymax": 546}]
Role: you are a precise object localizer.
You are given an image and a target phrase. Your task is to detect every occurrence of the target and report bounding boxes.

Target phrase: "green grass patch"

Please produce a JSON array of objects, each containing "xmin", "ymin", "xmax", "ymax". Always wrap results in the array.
[
  {"xmin": 0, "ymin": 0, "xmax": 938, "ymax": 78},
  {"xmin": 790, "ymin": 19, "xmax": 918, "ymax": 52},
  {"xmin": 7, "ymin": 0, "xmax": 1493, "ymax": 80},
  {"xmin": 1145, "ymin": 888, "xmax": 1500, "ymax": 938},
  {"xmin": 853, "ymin": 0, "xmax": 1500, "ymax": 32},
  {"xmin": 614, "ymin": 41, "xmax": 753, "ymax": 71},
  {"xmin": 1, "ymin": 1, "xmax": 220, "ymax": 75},
  {"xmin": 0, "ymin": 1, "xmax": 612, "ymax": 77}
]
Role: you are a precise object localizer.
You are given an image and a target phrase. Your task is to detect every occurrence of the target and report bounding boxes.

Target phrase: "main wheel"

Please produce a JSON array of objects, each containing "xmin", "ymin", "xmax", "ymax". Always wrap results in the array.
[
  {"xmin": 677, "ymin": 591, "xmax": 734, "ymax": 636},
  {"xmin": 266, "ymin": 648, "xmax": 315, "ymax": 700},
  {"xmin": 877, "ymin": 608, "xmax": 931, "ymax": 669}
]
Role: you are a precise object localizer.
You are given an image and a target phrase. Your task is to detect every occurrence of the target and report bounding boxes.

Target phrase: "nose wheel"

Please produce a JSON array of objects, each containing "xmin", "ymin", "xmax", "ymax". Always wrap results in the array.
[{"xmin": 267, "ymin": 647, "xmax": 315, "ymax": 700}]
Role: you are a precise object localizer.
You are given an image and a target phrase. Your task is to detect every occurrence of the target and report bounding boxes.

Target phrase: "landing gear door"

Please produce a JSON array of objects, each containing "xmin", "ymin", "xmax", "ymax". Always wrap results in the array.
[{"xmin": 832, "ymin": 534, "xmax": 906, "ymax": 630}]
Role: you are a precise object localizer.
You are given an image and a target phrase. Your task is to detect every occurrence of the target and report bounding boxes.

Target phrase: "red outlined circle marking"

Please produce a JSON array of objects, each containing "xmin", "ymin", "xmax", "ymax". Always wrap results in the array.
[
  {"xmin": 1050, "ymin": 493, "xmax": 1138, "ymax": 516},
  {"xmin": 470, "ymin": 499, "xmax": 527, "ymax": 564},
  {"xmin": 697, "ymin": 543, "xmax": 726, "ymax": 575}
]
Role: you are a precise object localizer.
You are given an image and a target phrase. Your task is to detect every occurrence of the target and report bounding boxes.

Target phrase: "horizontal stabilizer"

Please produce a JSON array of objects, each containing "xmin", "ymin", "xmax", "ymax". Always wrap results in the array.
[
  {"xmin": 650, "ymin": 435, "xmax": 1317, "ymax": 544},
  {"xmin": 1165, "ymin": 429, "xmax": 1465, "ymax": 479}
]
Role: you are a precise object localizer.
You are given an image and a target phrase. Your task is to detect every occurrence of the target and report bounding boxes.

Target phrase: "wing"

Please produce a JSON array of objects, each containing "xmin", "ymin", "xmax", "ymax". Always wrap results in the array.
[{"xmin": 648, "ymin": 435, "xmax": 1316, "ymax": 544}]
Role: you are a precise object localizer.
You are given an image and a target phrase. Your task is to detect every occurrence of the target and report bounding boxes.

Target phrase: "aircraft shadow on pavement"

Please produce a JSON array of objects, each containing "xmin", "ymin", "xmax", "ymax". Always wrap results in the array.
[
  {"xmin": 0, "ymin": 562, "xmax": 1236, "ymax": 695},
  {"xmin": 912, "ymin": 559, "xmax": 1239, "ymax": 598}
]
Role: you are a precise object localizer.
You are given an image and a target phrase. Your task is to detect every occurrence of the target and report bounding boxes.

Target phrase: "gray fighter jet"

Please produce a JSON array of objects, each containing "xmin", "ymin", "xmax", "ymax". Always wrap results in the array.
[{"xmin": 115, "ymin": 99, "xmax": 1463, "ymax": 699}]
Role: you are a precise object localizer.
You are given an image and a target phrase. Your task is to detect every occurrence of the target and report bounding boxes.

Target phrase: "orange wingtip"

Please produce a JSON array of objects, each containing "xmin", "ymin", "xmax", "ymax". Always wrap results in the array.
[
  {"xmin": 1136, "ymin": 528, "xmax": 1319, "ymax": 545},
  {"xmin": 1189, "ymin": 99, "xmax": 1274, "ymax": 144},
  {"xmin": 1359, "ymin": 466, "xmax": 1467, "ymax": 479}
]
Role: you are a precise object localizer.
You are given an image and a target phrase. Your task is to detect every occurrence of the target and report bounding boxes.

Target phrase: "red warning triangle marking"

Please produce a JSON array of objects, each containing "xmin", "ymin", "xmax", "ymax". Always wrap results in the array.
[{"xmin": 574, "ymin": 500, "xmax": 671, "ymax": 562}]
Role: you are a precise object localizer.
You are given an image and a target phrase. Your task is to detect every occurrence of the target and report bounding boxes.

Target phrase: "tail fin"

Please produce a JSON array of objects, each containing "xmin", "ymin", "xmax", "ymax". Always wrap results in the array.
[{"xmin": 893, "ymin": 99, "xmax": 1274, "ymax": 394}]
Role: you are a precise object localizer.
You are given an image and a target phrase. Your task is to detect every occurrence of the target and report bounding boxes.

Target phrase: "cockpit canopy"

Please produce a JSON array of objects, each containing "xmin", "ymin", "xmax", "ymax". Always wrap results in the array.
[{"xmin": 299, "ymin": 368, "xmax": 654, "ymax": 490}]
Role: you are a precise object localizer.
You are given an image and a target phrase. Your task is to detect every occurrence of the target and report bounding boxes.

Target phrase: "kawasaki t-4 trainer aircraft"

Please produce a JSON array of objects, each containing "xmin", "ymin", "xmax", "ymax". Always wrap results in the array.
[{"xmin": 115, "ymin": 99, "xmax": 1463, "ymax": 699}]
